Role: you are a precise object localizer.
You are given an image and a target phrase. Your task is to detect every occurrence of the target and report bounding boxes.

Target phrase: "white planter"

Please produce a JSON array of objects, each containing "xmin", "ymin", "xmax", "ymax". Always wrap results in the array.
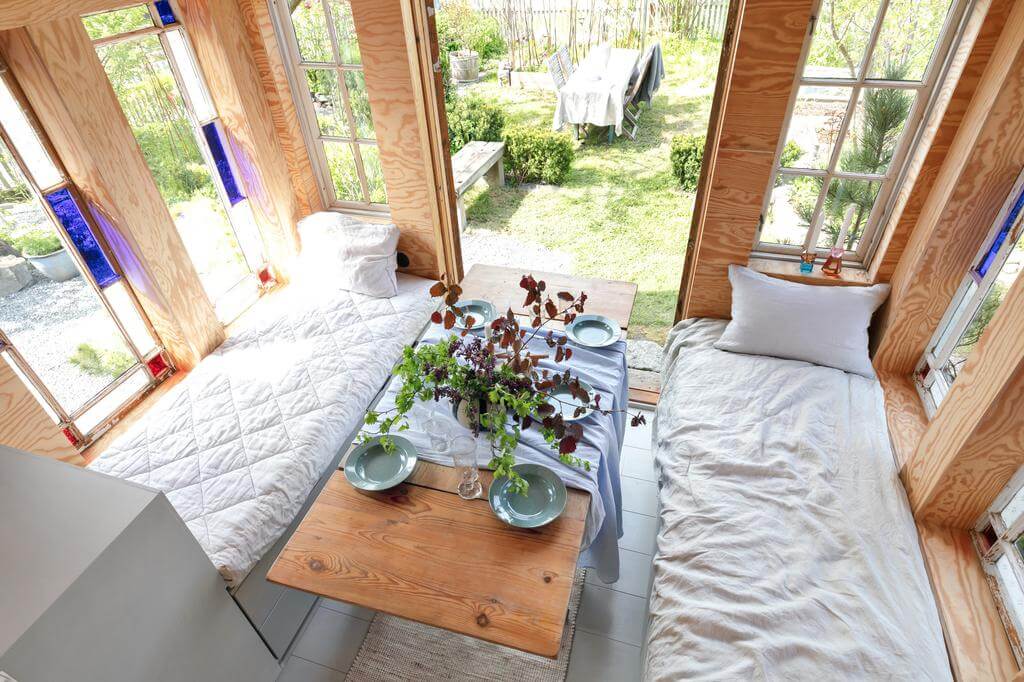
[
  {"xmin": 25, "ymin": 247, "xmax": 79, "ymax": 282},
  {"xmin": 450, "ymin": 50, "xmax": 480, "ymax": 82}
]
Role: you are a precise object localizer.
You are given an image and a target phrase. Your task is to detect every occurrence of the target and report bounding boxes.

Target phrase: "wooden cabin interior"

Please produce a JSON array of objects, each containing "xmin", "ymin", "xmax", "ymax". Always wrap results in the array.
[{"xmin": 3, "ymin": 0, "xmax": 1024, "ymax": 679}]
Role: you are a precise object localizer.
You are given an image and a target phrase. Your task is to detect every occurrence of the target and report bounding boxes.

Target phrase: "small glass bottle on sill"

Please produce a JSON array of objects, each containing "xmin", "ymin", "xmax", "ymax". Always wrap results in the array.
[
  {"xmin": 799, "ymin": 250, "xmax": 815, "ymax": 274},
  {"xmin": 822, "ymin": 205, "xmax": 856, "ymax": 278}
]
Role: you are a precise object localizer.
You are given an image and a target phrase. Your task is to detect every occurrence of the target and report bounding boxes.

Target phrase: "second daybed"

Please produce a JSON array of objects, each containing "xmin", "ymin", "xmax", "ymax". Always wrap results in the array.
[{"xmin": 643, "ymin": 271, "xmax": 951, "ymax": 679}]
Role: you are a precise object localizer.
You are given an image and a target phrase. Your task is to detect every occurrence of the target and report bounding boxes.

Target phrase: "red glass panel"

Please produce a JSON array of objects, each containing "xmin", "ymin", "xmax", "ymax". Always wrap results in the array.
[
  {"xmin": 146, "ymin": 352, "xmax": 169, "ymax": 378},
  {"xmin": 62, "ymin": 426, "xmax": 80, "ymax": 447},
  {"xmin": 258, "ymin": 264, "xmax": 276, "ymax": 287}
]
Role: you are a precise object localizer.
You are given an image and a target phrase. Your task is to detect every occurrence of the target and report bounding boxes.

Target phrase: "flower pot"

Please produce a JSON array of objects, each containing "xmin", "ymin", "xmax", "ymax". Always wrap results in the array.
[
  {"xmin": 25, "ymin": 248, "xmax": 78, "ymax": 282},
  {"xmin": 451, "ymin": 397, "xmax": 507, "ymax": 432},
  {"xmin": 450, "ymin": 50, "xmax": 480, "ymax": 82}
]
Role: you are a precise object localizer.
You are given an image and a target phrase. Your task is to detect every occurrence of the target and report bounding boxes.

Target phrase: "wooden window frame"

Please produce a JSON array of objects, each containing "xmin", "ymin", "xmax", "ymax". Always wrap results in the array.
[
  {"xmin": 754, "ymin": 0, "xmax": 971, "ymax": 267},
  {"xmin": 269, "ymin": 0, "xmax": 389, "ymax": 215}
]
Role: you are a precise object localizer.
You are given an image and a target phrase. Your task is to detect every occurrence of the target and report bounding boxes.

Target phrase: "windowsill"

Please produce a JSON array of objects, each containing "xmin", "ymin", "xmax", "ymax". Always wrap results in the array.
[{"xmin": 748, "ymin": 256, "xmax": 873, "ymax": 286}]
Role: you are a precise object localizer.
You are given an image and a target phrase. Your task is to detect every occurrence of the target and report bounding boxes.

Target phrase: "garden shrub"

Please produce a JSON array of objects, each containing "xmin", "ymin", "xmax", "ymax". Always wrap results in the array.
[
  {"xmin": 447, "ymin": 94, "xmax": 506, "ymax": 155},
  {"xmin": 436, "ymin": 0, "xmax": 505, "ymax": 60},
  {"xmin": 69, "ymin": 343, "xmax": 135, "ymax": 379},
  {"xmin": 780, "ymin": 140, "xmax": 803, "ymax": 168},
  {"xmin": 503, "ymin": 127, "xmax": 574, "ymax": 185},
  {"xmin": 670, "ymin": 134, "xmax": 704, "ymax": 191},
  {"xmin": 0, "ymin": 185, "xmax": 30, "ymax": 204},
  {"xmin": 15, "ymin": 230, "xmax": 62, "ymax": 256}
]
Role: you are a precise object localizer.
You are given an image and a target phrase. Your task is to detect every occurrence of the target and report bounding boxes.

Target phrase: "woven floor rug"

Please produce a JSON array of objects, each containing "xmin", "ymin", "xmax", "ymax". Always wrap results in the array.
[{"xmin": 345, "ymin": 568, "xmax": 586, "ymax": 681}]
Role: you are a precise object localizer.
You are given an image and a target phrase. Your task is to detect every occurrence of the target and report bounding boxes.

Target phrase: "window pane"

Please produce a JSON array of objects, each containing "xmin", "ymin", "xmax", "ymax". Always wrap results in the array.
[
  {"xmin": 97, "ymin": 35, "xmax": 249, "ymax": 303},
  {"xmin": 837, "ymin": 88, "xmax": 915, "ymax": 176},
  {"xmin": 1004, "ymin": 485, "xmax": 1024, "ymax": 530},
  {"xmin": 154, "ymin": 0, "xmax": 178, "ymax": 26},
  {"xmin": 306, "ymin": 69, "xmax": 347, "ymax": 136},
  {"xmin": 868, "ymin": 0, "xmax": 953, "ymax": 81},
  {"xmin": 75, "ymin": 365, "xmax": 149, "ymax": 435},
  {"xmin": 103, "ymin": 280, "xmax": 157, "ymax": 357},
  {"xmin": 781, "ymin": 85, "xmax": 852, "ymax": 170},
  {"xmin": 324, "ymin": 140, "xmax": 362, "ymax": 202},
  {"xmin": 166, "ymin": 30, "xmax": 215, "ymax": 122},
  {"xmin": 343, "ymin": 70, "xmax": 374, "ymax": 139},
  {"xmin": 995, "ymin": 554, "xmax": 1024, "ymax": 641},
  {"xmin": 82, "ymin": 5, "xmax": 154, "ymax": 41},
  {"xmin": 814, "ymin": 178, "xmax": 881, "ymax": 250},
  {"xmin": 290, "ymin": 0, "xmax": 333, "ymax": 63},
  {"xmin": 761, "ymin": 174, "xmax": 821, "ymax": 247},
  {"xmin": 328, "ymin": 0, "xmax": 361, "ymax": 64},
  {"xmin": 360, "ymin": 144, "xmax": 386, "ymax": 203},
  {"xmin": 0, "ymin": 78, "xmax": 62, "ymax": 190},
  {"xmin": 805, "ymin": 0, "xmax": 882, "ymax": 79},
  {"xmin": 45, "ymin": 188, "xmax": 119, "ymax": 288}
]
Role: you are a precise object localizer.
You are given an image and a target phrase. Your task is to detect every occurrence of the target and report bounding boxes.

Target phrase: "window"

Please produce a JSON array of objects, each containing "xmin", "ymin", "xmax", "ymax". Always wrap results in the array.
[
  {"xmin": 917, "ymin": 168, "xmax": 1024, "ymax": 412},
  {"xmin": 273, "ymin": 0, "xmax": 387, "ymax": 210},
  {"xmin": 84, "ymin": 3, "xmax": 265, "ymax": 322},
  {"xmin": 757, "ymin": 0, "xmax": 966, "ymax": 265},
  {"xmin": 0, "ymin": 66, "xmax": 167, "ymax": 448},
  {"xmin": 974, "ymin": 467, "xmax": 1024, "ymax": 666}
]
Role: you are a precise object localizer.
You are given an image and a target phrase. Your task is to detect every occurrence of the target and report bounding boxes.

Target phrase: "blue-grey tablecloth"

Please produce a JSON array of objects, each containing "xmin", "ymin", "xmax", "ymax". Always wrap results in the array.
[{"xmin": 367, "ymin": 322, "xmax": 628, "ymax": 583}]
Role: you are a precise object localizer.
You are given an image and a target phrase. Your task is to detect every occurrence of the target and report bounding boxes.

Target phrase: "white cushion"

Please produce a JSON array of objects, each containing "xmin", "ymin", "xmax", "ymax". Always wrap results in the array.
[
  {"xmin": 714, "ymin": 265, "xmax": 890, "ymax": 378},
  {"xmin": 297, "ymin": 211, "xmax": 399, "ymax": 298}
]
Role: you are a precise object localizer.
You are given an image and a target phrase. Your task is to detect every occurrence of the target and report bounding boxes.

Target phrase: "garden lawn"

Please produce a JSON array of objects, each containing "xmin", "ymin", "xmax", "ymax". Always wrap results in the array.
[{"xmin": 458, "ymin": 37, "xmax": 721, "ymax": 344}]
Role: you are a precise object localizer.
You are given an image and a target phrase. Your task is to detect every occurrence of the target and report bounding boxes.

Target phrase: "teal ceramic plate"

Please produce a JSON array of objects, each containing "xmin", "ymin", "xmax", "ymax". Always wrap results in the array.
[
  {"xmin": 453, "ymin": 299, "xmax": 496, "ymax": 330},
  {"xmin": 489, "ymin": 463, "xmax": 567, "ymax": 528},
  {"xmin": 544, "ymin": 379, "xmax": 595, "ymax": 422},
  {"xmin": 344, "ymin": 436, "xmax": 418, "ymax": 491},
  {"xmin": 565, "ymin": 314, "xmax": 619, "ymax": 348}
]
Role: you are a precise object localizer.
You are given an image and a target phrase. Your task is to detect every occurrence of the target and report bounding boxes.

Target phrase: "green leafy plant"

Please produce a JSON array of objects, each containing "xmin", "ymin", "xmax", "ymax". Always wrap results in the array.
[
  {"xmin": 0, "ymin": 185, "xmax": 31, "ymax": 204},
  {"xmin": 436, "ymin": 0, "xmax": 505, "ymax": 60},
  {"xmin": 447, "ymin": 93, "xmax": 506, "ymax": 155},
  {"xmin": 669, "ymin": 133, "xmax": 704, "ymax": 191},
  {"xmin": 69, "ymin": 343, "xmax": 135, "ymax": 379},
  {"xmin": 503, "ymin": 127, "xmax": 574, "ymax": 185},
  {"xmin": 15, "ymin": 230, "xmax": 62, "ymax": 257},
  {"xmin": 365, "ymin": 275, "xmax": 647, "ymax": 494}
]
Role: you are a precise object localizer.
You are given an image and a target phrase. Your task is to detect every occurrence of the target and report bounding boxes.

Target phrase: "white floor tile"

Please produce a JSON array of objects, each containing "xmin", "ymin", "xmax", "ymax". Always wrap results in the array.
[
  {"xmin": 319, "ymin": 597, "xmax": 375, "ymax": 621},
  {"xmin": 291, "ymin": 607, "xmax": 370, "ymax": 673},
  {"xmin": 622, "ymin": 410, "xmax": 654, "ymax": 450},
  {"xmin": 566, "ymin": 630, "xmax": 642, "ymax": 682},
  {"xmin": 620, "ymin": 445, "xmax": 656, "ymax": 482},
  {"xmin": 620, "ymin": 510, "xmax": 658, "ymax": 555},
  {"xmin": 576, "ymin": 582, "xmax": 649, "ymax": 646},
  {"xmin": 586, "ymin": 547, "xmax": 653, "ymax": 598},
  {"xmin": 277, "ymin": 656, "xmax": 346, "ymax": 682},
  {"xmin": 621, "ymin": 476, "xmax": 658, "ymax": 517}
]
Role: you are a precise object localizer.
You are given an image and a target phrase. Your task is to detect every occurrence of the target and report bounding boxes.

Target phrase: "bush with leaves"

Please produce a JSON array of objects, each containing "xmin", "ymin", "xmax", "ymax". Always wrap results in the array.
[
  {"xmin": 0, "ymin": 185, "xmax": 31, "ymax": 204},
  {"xmin": 15, "ymin": 230, "xmax": 62, "ymax": 257},
  {"xmin": 447, "ymin": 93, "xmax": 506, "ymax": 155},
  {"xmin": 436, "ymin": 0, "xmax": 505, "ymax": 60},
  {"xmin": 673, "ymin": 135, "xmax": 801, "ymax": 191},
  {"xmin": 503, "ymin": 127, "xmax": 574, "ymax": 185},
  {"xmin": 69, "ymin": 343, "xmax": 135, "ymax": 379}
]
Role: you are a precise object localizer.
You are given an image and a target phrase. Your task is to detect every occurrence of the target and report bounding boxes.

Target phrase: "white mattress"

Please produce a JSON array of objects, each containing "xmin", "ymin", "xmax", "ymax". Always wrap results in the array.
[
  {"xmin": 89, "ymin": 274, "xmax": 435, "ymax": 586},
  {"xmin": 645, "ymin": 318, "xmax": 950, "ymax": 681}
]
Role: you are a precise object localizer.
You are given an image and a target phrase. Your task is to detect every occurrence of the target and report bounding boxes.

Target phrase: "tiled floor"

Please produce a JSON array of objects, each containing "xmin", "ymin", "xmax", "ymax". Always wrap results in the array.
[{"xmin": 277, "ymin": 408, "xmax": 657, "ymax": 682}]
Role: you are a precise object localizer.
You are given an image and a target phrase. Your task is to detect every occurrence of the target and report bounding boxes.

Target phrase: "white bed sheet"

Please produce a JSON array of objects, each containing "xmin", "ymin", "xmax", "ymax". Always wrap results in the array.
[
  {"xmin": 645, "ymin": 318, "xmax": 949, "ymax": 681},
  {"xmin": 89, "ymin": 274, "xmax": 435, "ymax": 586}
]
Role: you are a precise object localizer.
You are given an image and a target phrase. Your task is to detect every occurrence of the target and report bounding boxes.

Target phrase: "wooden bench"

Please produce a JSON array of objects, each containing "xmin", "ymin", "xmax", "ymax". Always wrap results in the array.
[{"xmin": 450, "ymin": 140, "xmax": 505, "ymax": 229}]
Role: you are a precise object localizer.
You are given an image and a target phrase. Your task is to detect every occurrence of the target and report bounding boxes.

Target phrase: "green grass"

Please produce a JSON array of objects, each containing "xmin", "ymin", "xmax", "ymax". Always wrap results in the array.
[{"xmin": 457, "ymin": 37, "xmax": 722, "ymax": 343}]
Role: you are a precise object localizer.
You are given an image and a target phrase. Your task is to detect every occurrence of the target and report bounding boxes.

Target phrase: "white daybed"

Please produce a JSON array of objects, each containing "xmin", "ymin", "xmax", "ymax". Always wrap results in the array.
[
  {"xmin": 89, "ymin": 273, "xmax": 435, "ymax": 587},
  {"xmin": 644, "ymin": 318, "xmax": 950, "ymax": 680}
]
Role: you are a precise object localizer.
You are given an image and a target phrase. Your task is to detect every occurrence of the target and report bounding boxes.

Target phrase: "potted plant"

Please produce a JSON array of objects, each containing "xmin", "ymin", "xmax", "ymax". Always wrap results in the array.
[
  {"xmin": 16, "ymin": 230, "xmax": 78, "ymax": 282},
  {"xmin": 365, "ymin": 274, "xmax": 646, "ymax": 494},
  {"xmin": 450, "ymin": 49, "xmax": 480, "ymax": 82}
]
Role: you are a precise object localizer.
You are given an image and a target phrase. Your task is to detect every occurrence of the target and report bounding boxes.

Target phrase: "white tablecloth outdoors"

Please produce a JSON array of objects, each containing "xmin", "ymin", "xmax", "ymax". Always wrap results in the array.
[{"xmin": 553, "ymin": 46, "xmax": 640, "ymax": 135}]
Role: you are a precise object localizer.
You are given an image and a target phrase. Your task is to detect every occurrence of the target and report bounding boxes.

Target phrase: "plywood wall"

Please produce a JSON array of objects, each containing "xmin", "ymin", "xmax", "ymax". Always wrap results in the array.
[{"xmin": 0, "ymin": 359, "xmax": 82, "ymax": 466}]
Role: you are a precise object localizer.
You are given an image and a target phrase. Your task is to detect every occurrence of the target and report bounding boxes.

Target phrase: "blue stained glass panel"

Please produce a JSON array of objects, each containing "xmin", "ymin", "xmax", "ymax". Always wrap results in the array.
[
  {"xmin": 978, "ymin": 185, "xmax": 1024, "ymax": 278},
  {"xmin": 201, "ymin": 122, "xmax": 245, "ymax": 205},
  {"xmin": 154, "ymin": 0, "xmax": 177, "ymax": 25},
  {"xmin": 45, "ymin": 189, "xmax": 119, "ymax": 288}
]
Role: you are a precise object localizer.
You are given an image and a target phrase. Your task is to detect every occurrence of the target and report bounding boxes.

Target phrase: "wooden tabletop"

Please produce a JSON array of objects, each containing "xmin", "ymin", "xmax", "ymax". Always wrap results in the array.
[
  {"xmin": 459, "ymin": 264, "xmax": 638, "ymax": 330},
  {"xmin": 267, "ymin": 460, "xmax": 590, "ymax": 658}
]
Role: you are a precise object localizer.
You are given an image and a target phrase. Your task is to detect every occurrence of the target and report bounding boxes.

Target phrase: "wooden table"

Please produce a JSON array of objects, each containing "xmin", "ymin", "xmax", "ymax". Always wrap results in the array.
[
  {"xmin": 460, "ymin": 264, "xmax": 638, "ymax": 330},
  {"xmin": 267, "ymin": 460, "xmax": 590, "ymax": 657}
]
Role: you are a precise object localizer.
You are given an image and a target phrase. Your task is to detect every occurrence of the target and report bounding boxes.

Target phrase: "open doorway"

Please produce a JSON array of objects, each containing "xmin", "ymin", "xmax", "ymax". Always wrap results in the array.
[{"xmin": 434, "ymin": 0, "xmax": 728, "ymax": 385}]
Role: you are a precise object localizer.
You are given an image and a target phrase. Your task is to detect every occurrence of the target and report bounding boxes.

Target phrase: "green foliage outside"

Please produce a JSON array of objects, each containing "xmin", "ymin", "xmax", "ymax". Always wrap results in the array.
[
  {"xmin": 503, "ymin": 128, "xmax": 574, "ymax": 185},
  {"xmin": 436, "ymin": 0, "xmax": 505, "ymax": 60},
  {"xmin": 957, "ymin": 282, "xmax": 1007, "ymax": 355},
  {"xmin": 669, "ymin": 134, "xmax": 703, "ymax": 191},
  {"xmin": 0, "ymin": 185, "xmax": 30, "ymax": 204},
  {"xmin": 68, "ymin": 343, "xmax": 135, "ymax": 379},
  {"xmin": 447, "ymin": 94, "xmax": 507, "ymax": 155},
  {"xmin": 14, "ymin": 230, "xmax": 62, "ymax": 257}
]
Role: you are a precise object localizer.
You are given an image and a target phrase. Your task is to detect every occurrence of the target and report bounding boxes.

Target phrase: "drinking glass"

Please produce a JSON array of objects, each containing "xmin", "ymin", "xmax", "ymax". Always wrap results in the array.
[
  {"xmin": 418, "ymin": 406, "xmax": 454, "ymax": 453},
  {"xmin": 449, "ymin": 434, "xmax": 482, "ymax": 500}
]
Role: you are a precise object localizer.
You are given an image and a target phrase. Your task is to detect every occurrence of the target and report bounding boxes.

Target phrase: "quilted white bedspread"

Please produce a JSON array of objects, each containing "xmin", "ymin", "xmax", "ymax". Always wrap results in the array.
[
  {"xmin": 645, "ymin": 319, "xmax": 950, "ymax": 680},
  {"xmin": 89, "ymin": 275, "xmax": 435, "ymax": 586}
]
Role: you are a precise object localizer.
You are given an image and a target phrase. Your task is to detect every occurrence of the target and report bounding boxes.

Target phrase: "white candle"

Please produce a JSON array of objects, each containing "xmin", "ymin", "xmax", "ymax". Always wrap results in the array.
[{"xmin": 836, "ymin": 204, "xmax": 856, "ymax": 250}]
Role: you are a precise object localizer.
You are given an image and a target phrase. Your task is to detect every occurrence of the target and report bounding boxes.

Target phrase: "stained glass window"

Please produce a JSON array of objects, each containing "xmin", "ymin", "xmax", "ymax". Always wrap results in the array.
[
  {"xmin": 154, "ymin": 0, "xmax": 178, "ymax": 26},
  {"xmin": 201, "ymin": 122, "xmax": 245, "ymax": 205},
  {"xmin": 977, "ymin": 184, "xmax": 1024, "ymax": 279},
  {"xmin": 44, "ymin": 189, "xmax": 119, "ymax": 288}
]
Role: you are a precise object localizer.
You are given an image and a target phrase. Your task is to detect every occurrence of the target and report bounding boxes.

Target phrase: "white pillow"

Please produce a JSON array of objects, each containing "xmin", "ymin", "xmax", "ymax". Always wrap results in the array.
[
  {"xmin": 297, "ymin": 211, "xmax": 399, "ymax": 298},
  {"xmin": 714, "ymin": 265, "xmax": 890, "ymax": 378}
]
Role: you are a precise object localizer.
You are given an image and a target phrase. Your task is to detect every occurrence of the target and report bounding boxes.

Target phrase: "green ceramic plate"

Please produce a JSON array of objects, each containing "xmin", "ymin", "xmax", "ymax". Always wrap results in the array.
[
  {"xmin": 489, "ymin": 463, "xmax": 567, "ymax": 528},
  {"xmin": 544, "ymin": 379, "xmax": 595, "ymax": 422},
  {"xmin": 453, "ymin": 299, "xmax": 496, "ymax": 330},
  {"xmin": 344, "ymin": 436, "xmax": 418, "ymax": 491},
  {"xmin": 565, "ymin": 314, "xmax": 619, "ymax": 348}
]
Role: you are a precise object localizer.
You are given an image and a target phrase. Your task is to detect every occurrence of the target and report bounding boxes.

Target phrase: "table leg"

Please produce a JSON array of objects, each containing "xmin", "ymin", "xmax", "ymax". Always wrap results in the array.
[
  {"xmin": 607, "ymin": 127, "xmax": 615, "ymax": 143},
  {"xmin": 486, "ymin": 158, "xmax": 505, "ymax": 188}
]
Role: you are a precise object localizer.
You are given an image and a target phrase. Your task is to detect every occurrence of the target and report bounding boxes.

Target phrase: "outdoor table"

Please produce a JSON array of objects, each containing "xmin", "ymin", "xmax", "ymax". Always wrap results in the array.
[{"xmin": 553, "ymin": 46, "xmax": 640, "ymax": 140}]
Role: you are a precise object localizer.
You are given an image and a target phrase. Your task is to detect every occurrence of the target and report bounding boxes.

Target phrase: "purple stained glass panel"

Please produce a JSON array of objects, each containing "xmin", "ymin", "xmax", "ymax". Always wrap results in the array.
[
  {"xmin": 45, "ymin": 189, "xmax": 119, "ymax": 288},
  {"xmin": 978, "ymin": 184, "xmax": 1024, "ymax": 278},
  {"xmin": 154, "ymin": 0, "xmax": 177, "ymax": 25},
  {"xmin": 201, "ymin": 122, "xmax": 245, "ymax": 205}
]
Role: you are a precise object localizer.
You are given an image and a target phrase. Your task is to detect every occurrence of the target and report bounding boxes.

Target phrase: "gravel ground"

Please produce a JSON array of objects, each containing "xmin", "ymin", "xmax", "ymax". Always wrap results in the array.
[
  {"xmin": 626, "ymin": 338, "xmax": 664, "ymax": 371},
  {"xmin": 461, "ymin": 227, "xmax": 576, "ymax": 274},
  {"xmin": 0, "ymin": 273, "xmax": 129, "ymax": 412}
]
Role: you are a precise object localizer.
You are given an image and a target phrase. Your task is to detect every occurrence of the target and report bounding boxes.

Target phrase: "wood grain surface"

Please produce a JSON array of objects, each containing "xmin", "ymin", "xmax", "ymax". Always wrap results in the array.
[
  {"xmin": 267, "ymin": 461, "xmax": 589, "ymax": 657},
  {"xmin": 747, "ymin": 256, "xmax": 872, "ymax": 287},
  {"xmin": 0, "ymin": 357, "xmax": 82, "ymax": 464},
  {"xmin": 0, "ymin": 0, "xmax": 137, "ymax": 31},
  {"xmin": 459, "ymin": 264, "xmax": 638, "ymax": 330},
  {"xmin": 876, "ymin": 371, "xmax": 929, "ymax": 470}
]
